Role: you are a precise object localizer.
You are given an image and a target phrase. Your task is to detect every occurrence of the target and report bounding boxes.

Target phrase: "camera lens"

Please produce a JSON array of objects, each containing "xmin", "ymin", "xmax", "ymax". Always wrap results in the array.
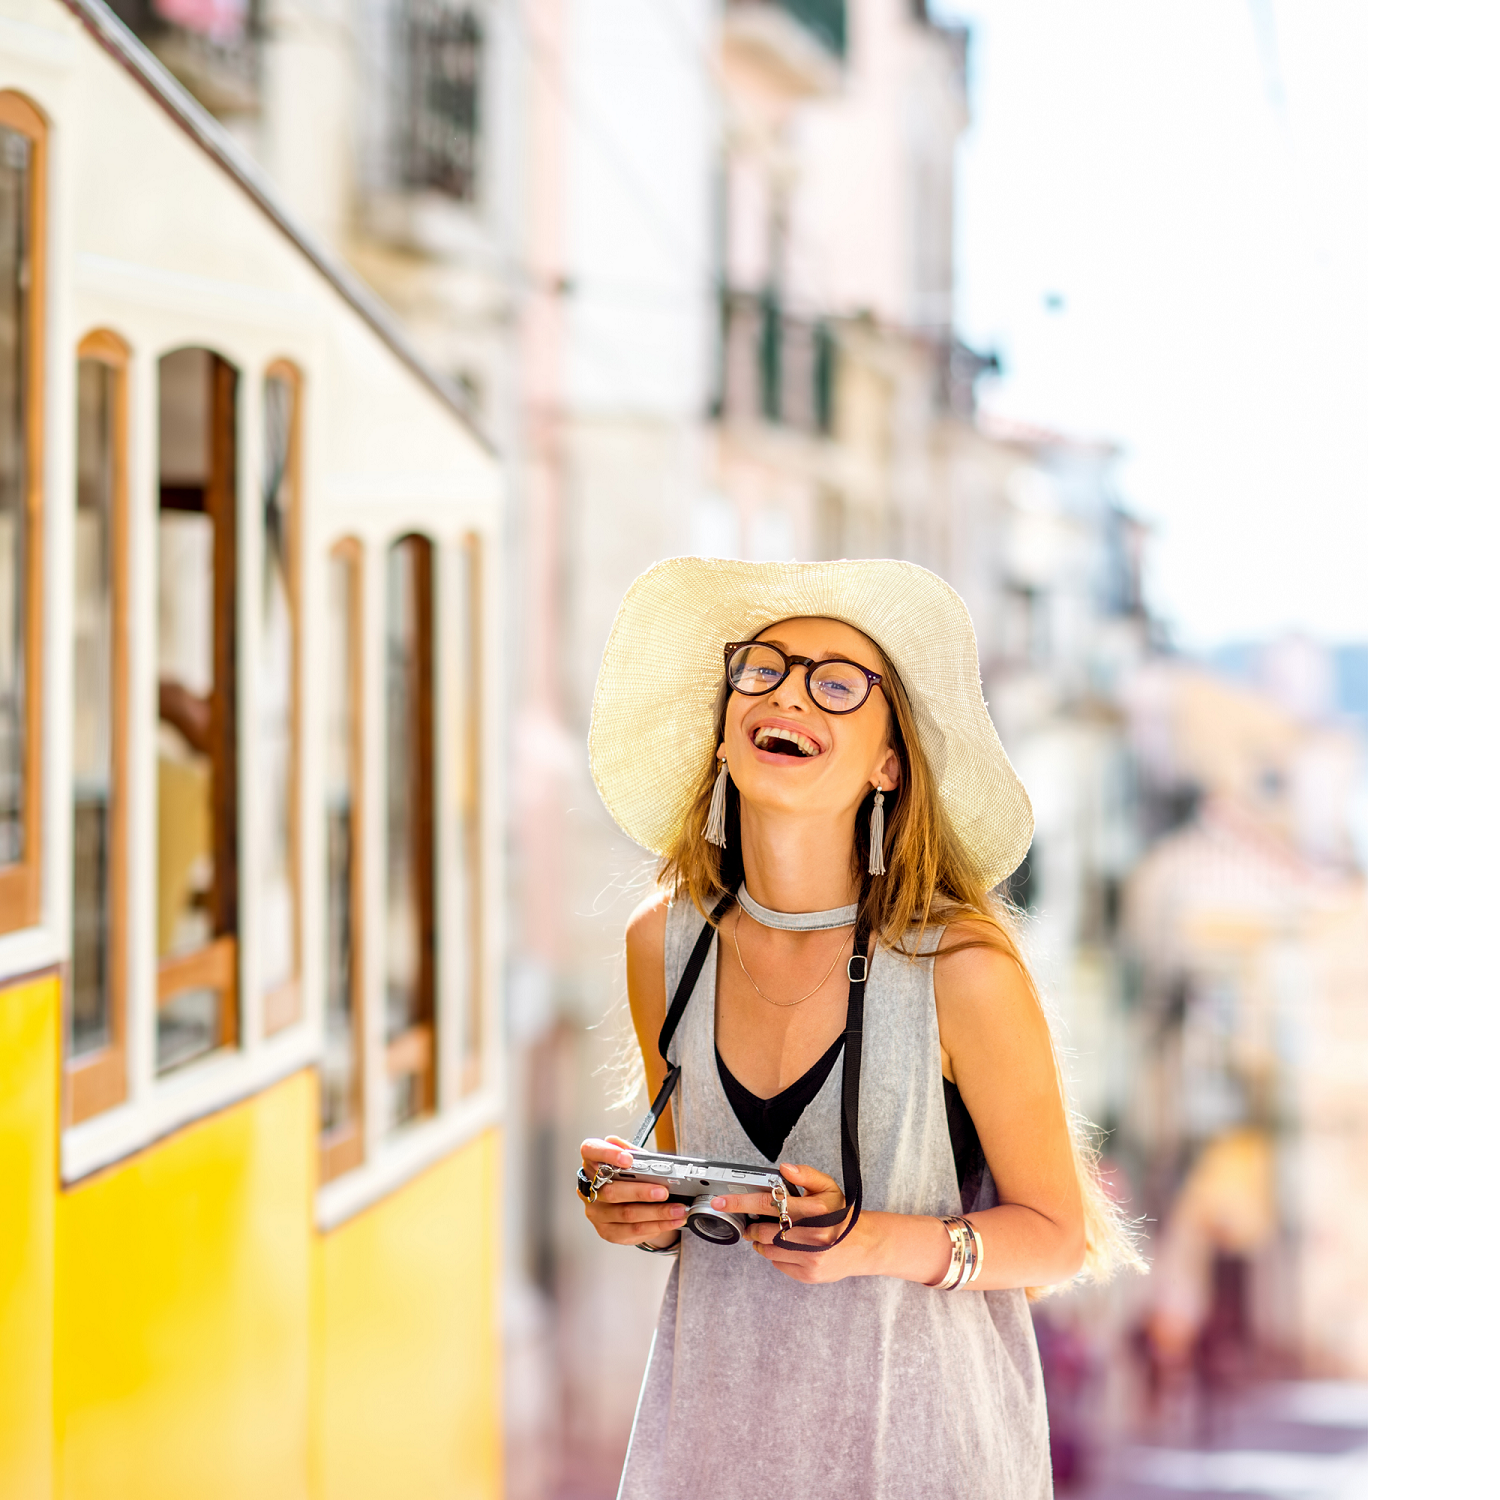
[{"xmin": 685, "ymin": 1194, "xmax": 745, "ymax": 1245}]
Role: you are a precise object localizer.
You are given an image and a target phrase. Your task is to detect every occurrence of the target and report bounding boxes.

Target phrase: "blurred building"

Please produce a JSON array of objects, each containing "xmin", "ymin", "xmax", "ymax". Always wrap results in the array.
[
  {"xmin": 0, "ymin": 3, "xmax": 504, "ymax": 1496},
  {"xmin": 1116, "ymin": 651, "xmax": 1368, "ymax": 1420},
  {"xmin": 709, "ymin": 0, "xmax": 978, "ymax": 565},
  {"xmin": 962, "ymin": 418, "xmax": 1153, "ymax": 1132}
]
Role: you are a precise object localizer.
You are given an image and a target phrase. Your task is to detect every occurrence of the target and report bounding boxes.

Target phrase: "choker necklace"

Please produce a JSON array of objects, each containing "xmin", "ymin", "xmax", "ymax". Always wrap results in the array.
[{"xmin": 737, "ymin": 882, "xmax": 858, "ymax": 932}]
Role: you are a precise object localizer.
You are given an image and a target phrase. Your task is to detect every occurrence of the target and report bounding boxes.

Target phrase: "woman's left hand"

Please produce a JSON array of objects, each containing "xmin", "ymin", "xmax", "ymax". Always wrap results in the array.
[{"xmin": 712, "ymin": 1163, "xmax": 863, "ymax": 1283}]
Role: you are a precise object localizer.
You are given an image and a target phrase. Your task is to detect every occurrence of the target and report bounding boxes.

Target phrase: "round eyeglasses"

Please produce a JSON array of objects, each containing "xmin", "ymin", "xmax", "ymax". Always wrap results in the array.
[{"xmin": 724, "ymin": 641, "xmax": 884, "ymax": 715}]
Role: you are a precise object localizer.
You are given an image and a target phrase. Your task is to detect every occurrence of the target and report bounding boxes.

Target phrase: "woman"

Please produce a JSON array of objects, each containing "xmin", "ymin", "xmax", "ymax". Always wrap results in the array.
[{"xmin": 580, "ymin": 558, "xmax": 1137, "ymax": 1498}]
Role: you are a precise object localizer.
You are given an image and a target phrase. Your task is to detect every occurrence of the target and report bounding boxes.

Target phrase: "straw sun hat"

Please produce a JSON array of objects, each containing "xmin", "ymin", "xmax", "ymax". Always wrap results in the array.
[{"xmin": 588, "ymin": 557, "xmax": 1034, "ymax": 890}]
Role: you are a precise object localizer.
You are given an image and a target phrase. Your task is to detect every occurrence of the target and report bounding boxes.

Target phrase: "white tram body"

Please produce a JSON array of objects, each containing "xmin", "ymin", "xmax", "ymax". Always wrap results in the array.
[{"xmin": 0, "ymin": 1, "xmax": 505, "ymax": 1493}]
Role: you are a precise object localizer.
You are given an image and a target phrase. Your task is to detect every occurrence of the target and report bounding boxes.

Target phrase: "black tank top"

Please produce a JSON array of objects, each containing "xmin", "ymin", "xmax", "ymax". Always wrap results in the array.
[{"xmin": 716, "ymin": 1043, "xmax": 986, "ymax": 1213}]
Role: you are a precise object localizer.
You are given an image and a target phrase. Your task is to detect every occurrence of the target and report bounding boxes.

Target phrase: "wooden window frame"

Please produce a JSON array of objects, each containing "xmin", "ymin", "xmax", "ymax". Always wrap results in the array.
[
  {"xmin": 385, "ymin": 533, "xmax": 436, "ymax": 1122},
  {"xmin": 155, "ymin": 352, "xmax": 239, "ymax": 1059},
  {"xmin": 320, "ymin": 538, "xmax": 364, "ymax": 1183},
  {"xmin": 459, "ymin": 534, "xmax": 483, "ymax": 1096},
  {"xmin": 64, "ymin": 329, "xmax": 130, "ymax": 1125},
  {"xmin": 0, "ymin": 93, "xmax": 47, "ymax": 934},
  {"xmin": 260, "ymin": 359, "xmax": 302, "ymax": 1036}
]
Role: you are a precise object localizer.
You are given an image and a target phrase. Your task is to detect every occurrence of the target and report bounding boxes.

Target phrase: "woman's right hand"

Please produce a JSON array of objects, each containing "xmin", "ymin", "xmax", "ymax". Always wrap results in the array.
[{"xmin": 579, "ymin": 1136, "xmax": 686, "ymax": 1248}]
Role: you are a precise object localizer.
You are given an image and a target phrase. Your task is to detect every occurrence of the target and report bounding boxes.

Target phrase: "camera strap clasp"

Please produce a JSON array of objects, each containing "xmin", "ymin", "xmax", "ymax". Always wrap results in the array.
[
  {"xmin": 585, "ymin": 1162, "xmax": 618, "ymax": 1202},
  {"xmin": 770, "ymin": 1178, "xmax": 794, "ymax": 1235}
]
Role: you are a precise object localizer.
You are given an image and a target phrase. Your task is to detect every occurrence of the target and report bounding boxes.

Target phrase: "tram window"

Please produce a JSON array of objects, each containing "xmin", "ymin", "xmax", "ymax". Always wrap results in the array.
[
  {"xmin": 385, "ymin": 534, "xmax": 435, "ymax": 1127},
  {"xmin": 67, "ymin": 336, "xmax": 129, "ymax": 1123},
  {"xmin": 0, "ymin": 96, "xmax": 44, "ymax": 933},
  {"xmin": 156, "ymin": 348, "xmax": 239, "ymax": 1073},
  {"xmin": 321, "ymin": 541, "xmax": 362, "ymax": 1179},
  {"xmin": 453, "ymin": 537, "xmax": 482, "ymax": 1093},
  {"xmin": 259, "ymin": 365, "xmax": 300, "ymax": 1034}
]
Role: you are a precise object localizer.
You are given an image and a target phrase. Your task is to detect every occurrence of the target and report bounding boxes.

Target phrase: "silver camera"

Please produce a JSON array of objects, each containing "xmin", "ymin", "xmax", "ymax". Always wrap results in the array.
[{"xmin": 609, "ymin": 1151, "xmax": 803, "ymax": 1245}]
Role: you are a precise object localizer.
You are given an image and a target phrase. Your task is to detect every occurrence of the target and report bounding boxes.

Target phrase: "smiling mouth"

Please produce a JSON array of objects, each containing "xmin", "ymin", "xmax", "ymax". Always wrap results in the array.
[{"xmin": 753, "ymin": 726, "xmax": 820, "ymax": 759}]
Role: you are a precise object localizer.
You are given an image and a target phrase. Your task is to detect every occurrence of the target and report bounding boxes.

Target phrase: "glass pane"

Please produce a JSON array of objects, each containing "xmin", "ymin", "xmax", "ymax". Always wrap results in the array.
[
  {"xmin": 322, "ymin": 547, "xmax": 358, "ymax": 1140},
  {"xmin": 156, "ymin": 348, "xmax": 223, "ymax": 1071},
  {"xmin": 157, "ymin": 504, "xmax": 215, "ymax": 960},
  {"xmin": 157, "ymin": 987, "xmax": 219, "ymax": 1072},
  {"xmin": 385, "ymin": 535, "xmax": 434, "ymax": 1127},
  {"xmin": 259, "ymin": 373, "xmax": 296, "ymax": 1012},
  {"xmin": 389, "ymin": 1071, "xmax": 420, "ymax": 1129},
  {"xmin": 0, "ymin": 127, "xmax": 30, "ymax": 868},
  {"xmin": 72, "ymin": 359, "xmax": 115, "ymax": 1057},
  {"xmin": 452, "ymin": 540, "xmax": 481, "ymax": 1083}
]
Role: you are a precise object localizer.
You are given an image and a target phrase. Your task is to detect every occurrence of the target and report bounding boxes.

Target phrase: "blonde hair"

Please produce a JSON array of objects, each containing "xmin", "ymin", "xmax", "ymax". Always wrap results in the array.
[{"xmin": 660, "ymin": 647, "xmax": 1145, "ymax": 1292}]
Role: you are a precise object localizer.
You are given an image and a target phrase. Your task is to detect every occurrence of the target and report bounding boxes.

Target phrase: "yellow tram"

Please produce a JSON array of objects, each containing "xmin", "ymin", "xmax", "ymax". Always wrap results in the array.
[{"xmin": 0, "ymin": 2, "xmax": 504, "ymax": 1495}]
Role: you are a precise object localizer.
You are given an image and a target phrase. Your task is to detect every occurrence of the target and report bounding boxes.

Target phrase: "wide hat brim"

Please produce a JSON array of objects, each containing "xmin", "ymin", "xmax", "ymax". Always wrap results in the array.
[{"xmin": 588, "ymin": 557, "xmax": 1034, "ymax": 890}]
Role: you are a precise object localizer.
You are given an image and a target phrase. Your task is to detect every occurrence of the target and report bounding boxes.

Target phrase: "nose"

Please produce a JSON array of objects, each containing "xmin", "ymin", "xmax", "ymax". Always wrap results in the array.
[{"xmin": 768, "ymin": 666, "xmax": 813, "ymax": 713}]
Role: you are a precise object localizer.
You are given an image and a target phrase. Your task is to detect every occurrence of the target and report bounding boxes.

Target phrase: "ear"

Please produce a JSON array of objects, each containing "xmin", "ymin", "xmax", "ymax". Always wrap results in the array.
[{"xmin": 875, "ymin": 747, "xmax": 901, "ymax": 793}]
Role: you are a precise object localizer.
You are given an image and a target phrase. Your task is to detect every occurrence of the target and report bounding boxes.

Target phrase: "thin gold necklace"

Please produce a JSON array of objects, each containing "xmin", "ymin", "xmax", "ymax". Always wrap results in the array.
[{"xmin": 732, "ymin": 907, "xmax": 852, "ymax": 1008}]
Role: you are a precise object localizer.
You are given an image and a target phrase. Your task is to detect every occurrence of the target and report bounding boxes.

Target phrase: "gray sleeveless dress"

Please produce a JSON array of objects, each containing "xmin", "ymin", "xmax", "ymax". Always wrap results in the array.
[{"xmin": 616, "ymin": 900, "xmax": 1052, "ymax": 1499}]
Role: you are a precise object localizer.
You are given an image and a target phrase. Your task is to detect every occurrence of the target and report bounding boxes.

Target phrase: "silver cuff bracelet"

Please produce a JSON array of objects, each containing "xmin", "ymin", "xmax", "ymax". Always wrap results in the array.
[
  {"xmin": 931, "ymin": 1216, "xmax": 983, "ymax": 1290},
  {"xmin": 635, "ymin": 1235, "xmax": 682, "ymax": 1256}
]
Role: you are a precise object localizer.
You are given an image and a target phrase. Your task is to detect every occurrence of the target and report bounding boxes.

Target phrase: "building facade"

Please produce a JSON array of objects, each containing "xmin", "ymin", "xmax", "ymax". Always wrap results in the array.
[{"xmin": 1117, "ymin": 651, "xmax": 1368, "ymax": 1396}]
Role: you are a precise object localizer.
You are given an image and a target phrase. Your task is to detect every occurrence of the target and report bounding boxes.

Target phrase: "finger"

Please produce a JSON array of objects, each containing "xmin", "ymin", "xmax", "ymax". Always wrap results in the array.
[
  {"xmin": 596, "ymin": 1181, "xmax": 673, "ymax": 1204},
  {"xmin": 752, "ymin": 1238, "xmax": 819, "ymax": 1268},
  {"xmin": 590, "ymin": 1218, "xmax": 686, "ymax": 1245},
  {"xmin": 745, "ymin": 1214, "xmax": 828, "ymax": 1245},
  {"xmin": 711, "ymin": 1191, "xmax": 777, "ymax": 1216},
  {"xmin": 600, "ymin": 1219, "xmax": 683, "ymax": 1245},
  {"xmin": 780, "ymin": 1162, "xmax": 840, "ymax": 1194},
  {"xmin": 592, "ymin": 1201, "xmax": 688, "ymax": 1226},
  {"xmin": 580, "ymin": 1136, "xmax": 634, "ymax": 1166},
  {"xmin": 718, "ymin": 1191, "xmax": 842, "ymax": 1224},
  {"xmin": 580, "ymin": 1137, "xmax": 634, "ymax": 1170},
  {"xmin": 747, "ymin": 1221, "xmax": 834, "ymax": 1249}
]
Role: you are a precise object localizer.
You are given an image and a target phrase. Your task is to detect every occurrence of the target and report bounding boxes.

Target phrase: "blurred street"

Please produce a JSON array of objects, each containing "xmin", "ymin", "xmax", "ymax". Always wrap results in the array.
[{"xmin": 1072, "ymin": 1382, "xmax": 1367, "ymax": 1500}]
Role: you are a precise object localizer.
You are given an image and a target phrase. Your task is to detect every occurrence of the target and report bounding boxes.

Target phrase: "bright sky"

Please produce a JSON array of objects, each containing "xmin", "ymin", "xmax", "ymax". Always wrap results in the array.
[{"xmin": 933, "ymin": 0, "xmax": 1365, "ymax": 651}]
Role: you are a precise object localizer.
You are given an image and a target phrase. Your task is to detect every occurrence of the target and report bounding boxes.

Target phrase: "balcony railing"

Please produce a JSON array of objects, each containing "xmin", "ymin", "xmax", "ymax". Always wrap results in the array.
[
  {"xmin": 400, "ymin": 0, "xmax": 483, "ymax": 201},
  {"xmin": 729, "ymin": 0, "xmax": 847, "ymax": 60},
  {"xmin": 716, "ymin": 291, "xmax": 836, "ymax": 436},
  {"xmin": 778, "ymin": 0, "xmax": 846, "ymax": 56},
  {"xmin": 109, "ymin": 0, "xmax": 262, "ymax": 116}
]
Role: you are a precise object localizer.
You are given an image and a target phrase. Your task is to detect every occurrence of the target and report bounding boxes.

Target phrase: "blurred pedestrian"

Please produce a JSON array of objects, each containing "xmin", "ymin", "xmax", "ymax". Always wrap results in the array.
[{"xmin": 1034, "ymin": 1308, "xmax": 1097, "ymax": 1488}]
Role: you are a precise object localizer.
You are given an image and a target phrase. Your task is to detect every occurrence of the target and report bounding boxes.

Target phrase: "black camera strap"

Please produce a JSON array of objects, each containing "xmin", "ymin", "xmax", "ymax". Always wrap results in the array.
[
  {"xmin": 771, "ymin": 921, "xmax": 870, "ymax": 1254},
  {"xmin": 637, "ymin": 891, "xmax": 871, "ymax": 1256}
]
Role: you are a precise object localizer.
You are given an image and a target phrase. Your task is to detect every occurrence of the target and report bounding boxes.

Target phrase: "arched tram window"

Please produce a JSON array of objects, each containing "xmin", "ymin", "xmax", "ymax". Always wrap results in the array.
[
  {"xmin": 259, "ymin": 363, "xmax": 301, "ymax": 1035},
  {"xmin": 385, "ymin": 534, "xmax": 436, "ymax": 1127},
  {"xmin": 0, "ymin": 94, "xmax": 45, "ymax": 936},
  {"xmin": 321, "ymin": 540, "xmax": 363, "ymax": 1180},
  {"xmin": 155, "ymin": 348, "xmax": 239, "ymax": 1073},
  {"xmin": 453, "ymin": 535, "xmax": 483, "ymax": 1093},
  {"xmin": 67, "ymin": 332, "xmax": 130, "ymax": 1122}
]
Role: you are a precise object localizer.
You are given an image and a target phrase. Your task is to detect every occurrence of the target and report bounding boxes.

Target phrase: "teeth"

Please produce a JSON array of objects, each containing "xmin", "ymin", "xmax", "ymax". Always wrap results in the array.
[{"xmin": 754, "ymin": 726, "xmax": 819, "ymax": 757}]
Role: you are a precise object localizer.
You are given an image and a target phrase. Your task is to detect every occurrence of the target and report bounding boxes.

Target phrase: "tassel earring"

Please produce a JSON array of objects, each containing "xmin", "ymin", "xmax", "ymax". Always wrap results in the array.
[
  {"xmin": 703, "ymin": 756, "xmax": 729, "ymax": 848},
  {"xmin": 867, "ymin": 788, "xmax": 887, "ymax": 876}
]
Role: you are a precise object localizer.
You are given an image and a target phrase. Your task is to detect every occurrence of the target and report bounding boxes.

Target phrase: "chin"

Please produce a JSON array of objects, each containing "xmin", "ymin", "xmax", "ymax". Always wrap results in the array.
[{"xmin": 735, "ymin": 779, "xmax": 821, "ymax": 818}]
